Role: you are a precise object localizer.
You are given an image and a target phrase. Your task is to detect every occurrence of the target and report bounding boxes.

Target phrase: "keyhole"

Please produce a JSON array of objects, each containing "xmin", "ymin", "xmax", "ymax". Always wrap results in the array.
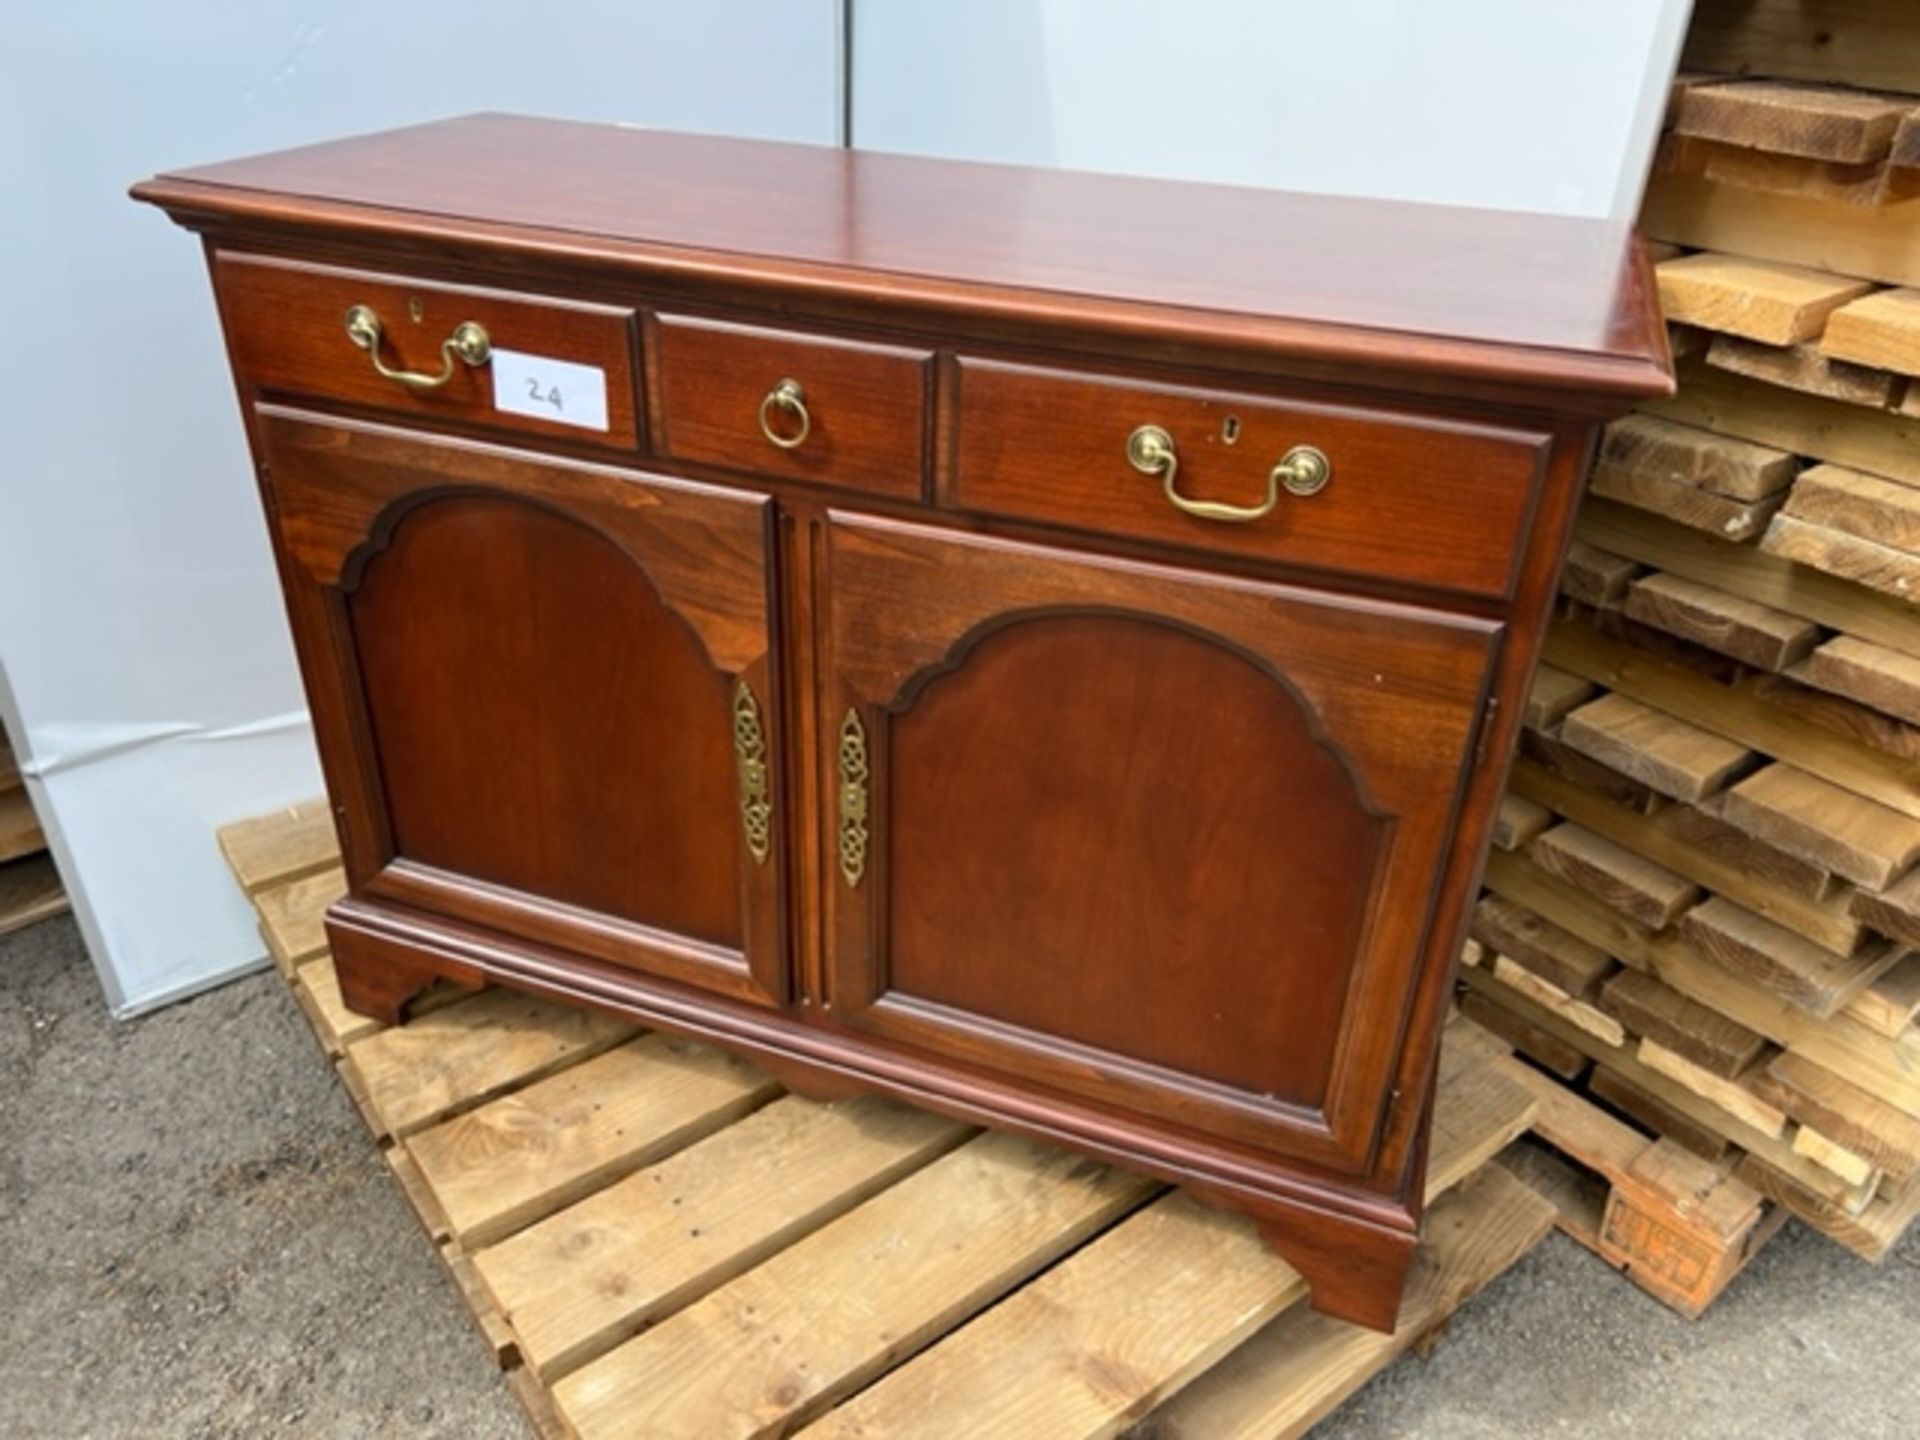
[
  {"xmin": 1221, "ymin": 415, "xmax": 1241, "ymax": 444},
  {"xmin": 408, "ymin": 296, "xmax": 425, "ymax": 324}
]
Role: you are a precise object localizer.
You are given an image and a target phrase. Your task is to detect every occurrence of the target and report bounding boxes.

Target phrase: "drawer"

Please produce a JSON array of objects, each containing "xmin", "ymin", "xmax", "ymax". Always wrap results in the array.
[
  {"xmin": 213, "ymin": 254, "xmax": 640, "ymax": 448},
  {"xmin": 654, "ymin": 315, "xmax": 931, "ymax": 500},
  {"xmin": 952, "ymin": 359, "xmax": 1552, "ymax": 599}
]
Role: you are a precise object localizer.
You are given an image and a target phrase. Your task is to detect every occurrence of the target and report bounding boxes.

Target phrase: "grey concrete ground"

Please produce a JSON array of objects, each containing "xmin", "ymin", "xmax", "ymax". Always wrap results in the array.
[{"xmin": 2, "ymin": 912, "xmax": 1916, "ymax": 1439}]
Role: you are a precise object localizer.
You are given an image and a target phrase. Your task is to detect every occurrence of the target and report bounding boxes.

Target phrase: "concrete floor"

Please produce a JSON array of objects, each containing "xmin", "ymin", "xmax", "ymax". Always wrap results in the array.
[{"xmin": 3, "ymin": 913, "xmax": 1916, "ymax": 1439}]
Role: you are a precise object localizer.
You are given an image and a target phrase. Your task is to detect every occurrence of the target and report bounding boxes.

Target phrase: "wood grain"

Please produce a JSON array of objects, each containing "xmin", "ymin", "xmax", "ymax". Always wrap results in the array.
[
  {"xmin": 408, "ymin": 1033, "xmax": 777, "ymax": 1247},
  {"xmin": 1792, "ymin": 636, "xmax": 1920, "ymax": 728},
  {"xmin": 1673, "ymin": 80, "xmax": 1917, "ymax": 164},
  {"xmin": 214, "ymin": 252, "xmax": 640, "ymax": 449},
  {"xmin": 1643, "ymin": 171, "xmax": 1920, "ymax": 289},
  {"xmin": 1599, "ymin": 968, "xmax": 1769, "ymax": 1081},
  {"xmin": 1560, "ymin": 541, "xmax": 1642, "ymax": 608},
  {"xmin": 1579, "ymin": 499, "xmax": 1920, "ymax": 660},
  {"xmin": 1510, "ymin": 758, "xmax": 1859, "ymax": 949},
  {"xmin": 1560, "ymin": 692, "xmax": 1754, "ymax": 803},
  {"xmin": 1782, "ymin": 466, "xmax": 1920, "ymax": 555},
  {"xmin": 1683, "ymin": 1, "xmax": 1920, "ymax": 94},
  {"xmin": 1531, "ymin": 823, "xmax": 1700, "ymax": 931},
  {"xmin": 952, "ymin": 357, "xmax": 1548, "ymax": 600},
  {"xmin": 217, "ymin": 798, "xmax": 340, "ymax": 894},
  {"xmin": 138, "ymin": 114, "xmax": 1670, "ymax": 406},
  {"xmin": 1623, "ymin": 572, "xmax": 1818, "ymax": 672},
  {"xmin": 1136, "ymin": 1164, "xmax": 1554, "ymax": 1440},
  {"xmin": 1470, "ymin": 894, "xmax": 1613, "ymax": 999},
  {"xmin": 1821, "ymin": 287, "xmax": 1920, "ymax": 377},
  {"xmin": 1761, "ymin": 514, "xmax": 1920, "ymax": 603},
  {"xmin": 474, "ymin": 1096, "xmax": 969, "ymax": 1382},
  {"xmin": 1655, "ymin": 253, "xmax": 1872, "ymax": 345},
  {"xmin": 653, "ymin": 314, "xmax": 930, "ymax": 499},
  {"xmin": 1749, "ymin": 1051, "xmax": 1920, "ymax": 1180},
  {"xmin": 1599, "ymin": 413, "xmax": 1797, "ymax": 504},
  {"xmin": 345, "ymin": 987, "xmax": 634, "ymax": 1138},
  {"xmin": 1589, "ymin": 461, "xmax": 1784, "ymax": 542},
  {"xmin": 1706, "ymin": 333, "xmax": 1902, "ymax": 409},
  {"xmin": 1647, "ymin": 359, "xmax": 1920, "ymax": 487},
  {"xmin": 1679, "ymin": 897, "xmax": 1900, "ymax": 1021},
  {"xmin": 1545, "ymin": 619, "xmax": 1920, "ymax": 818},
  {"xmin": 1525, "ymin": 664, "xmax": 1599, "ymax": 730},
  {"xmin": 1485, "ymin": 850, "xmax": 1920, "ymax": 1117},
  {"xmin": 551, "ymin": 1132, "xmax": 1156, "ymax": 1440},
  {"xmin": 1720, "ymin": 762, "xmax": 1920, "ymax": 891},
  {"xmin": 255, "ymin": 866, "xmax": 344, "ymax": 973}
]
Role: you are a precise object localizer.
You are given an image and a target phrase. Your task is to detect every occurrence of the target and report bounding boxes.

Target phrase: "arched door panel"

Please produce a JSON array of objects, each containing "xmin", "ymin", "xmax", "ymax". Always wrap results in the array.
[
  {"xmin": 821, "ymin": 512, "xmax": 1500, "ymax": 1172},
  {"xmin": 259, "ymin": 408, "xmax": 786, "ymax": 1005}
]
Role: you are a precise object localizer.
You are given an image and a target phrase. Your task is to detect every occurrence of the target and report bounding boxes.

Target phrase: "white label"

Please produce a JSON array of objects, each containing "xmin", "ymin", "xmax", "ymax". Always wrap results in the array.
[{"xmin": 490, "ymin": 349, "xmax": 610, "ymax": 432}]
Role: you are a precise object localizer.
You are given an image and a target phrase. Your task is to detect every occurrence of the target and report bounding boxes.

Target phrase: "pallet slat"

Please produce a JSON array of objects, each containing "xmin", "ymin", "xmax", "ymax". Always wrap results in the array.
[
  {"xmin": 475, "ymin": 1095, "xmax": 971, "ymax": 1383},
  {"xmin": 208, "ymin": 799, "xmax": 1626, "ymax": 1433},
  {"xmin": 551, "ymin": 1133, "xmax": 1158, "ymax": 1440},
  {"xmin": 216, "ymin": 798, "xmax": 339, "ymax": 894},
  {"xmin": 806, "ymin": 1049, "xmax": 1536, "ymax": 1440},
  {"xmin": 346, "ymin": 988, "xmax": 635, "ymax": 1139},
  {"xmin": 410, "ymin": 1033, "xmax": 779, "ymax": 1247},
  {"xmin": 256, "ymin": 866, "xmax": 344, "ymax": 973},
  {"xmin": 0, "ymin": 854, "xmax": 67, "ymax": 937},
  {"xmin": 1135, "ymin": 1166, "xmax": 1557, "ymax": 1440}
]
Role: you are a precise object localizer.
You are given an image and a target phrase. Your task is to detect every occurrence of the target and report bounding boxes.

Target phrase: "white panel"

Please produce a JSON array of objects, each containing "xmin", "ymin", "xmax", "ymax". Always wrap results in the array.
[
  {"xmin": 0, "ymin": 2, "xmax": 838, "ymax": 1014},
  {"xmin": 854, "ymin": 0, "xmax": 1692, "ymax": 219}
]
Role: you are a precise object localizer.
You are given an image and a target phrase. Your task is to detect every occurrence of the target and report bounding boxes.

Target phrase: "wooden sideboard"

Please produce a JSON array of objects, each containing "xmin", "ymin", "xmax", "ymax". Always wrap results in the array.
[{"xmin": 136, "ymin": 116, "xmax": 1669, "ymax": 1332}]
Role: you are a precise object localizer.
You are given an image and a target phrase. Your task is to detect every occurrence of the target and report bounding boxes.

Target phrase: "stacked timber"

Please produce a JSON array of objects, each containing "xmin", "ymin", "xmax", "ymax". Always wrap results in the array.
[
  {"xmin": 0, "ymin": 731, "xmax": 65, "ymax": 936},
  {"xmin": 1470, "ymin": 42, "xmax": 1920, "ymax": 1309}
]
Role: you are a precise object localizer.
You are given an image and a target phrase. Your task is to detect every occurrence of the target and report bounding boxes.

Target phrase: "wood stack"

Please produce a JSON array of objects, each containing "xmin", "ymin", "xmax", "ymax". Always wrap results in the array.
[
  {"xmin": 0, "ymin": 730, "xmax": 65, "ymax": 936},
  {"xmin": 219, "ymin": 806, "xmax": 1562, "ymax": 1440},
  {"xmin": 1469, "ymin": 20, "xmax": 1920, "ymax": 1316}
]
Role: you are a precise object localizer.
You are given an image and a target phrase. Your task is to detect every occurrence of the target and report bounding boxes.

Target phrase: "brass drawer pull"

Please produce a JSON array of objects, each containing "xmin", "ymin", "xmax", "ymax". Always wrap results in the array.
[
  {"xmin": 732, "ymin": 681, "xmax": 773, "ymax": 865},
  {"xmin": 759, "ymin": 378, "xmax": 812, "ymax": 450},
  {"xmin": 1126, "ymin": 425, "xmax": 1330, "ymax": 522},
  {"xmin": 344, "ymin": 304, "xmax": 491, "ymax": 390},
  {"xmin": 836, "ymin": 709, "xmax": 869, "ymax": 887}
]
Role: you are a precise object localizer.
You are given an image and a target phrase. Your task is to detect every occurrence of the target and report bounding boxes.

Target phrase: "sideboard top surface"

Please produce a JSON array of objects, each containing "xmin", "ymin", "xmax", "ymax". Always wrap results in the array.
[{"xmin": 134, "ymin": 113, "xmax": 1670, "ymax": 405}]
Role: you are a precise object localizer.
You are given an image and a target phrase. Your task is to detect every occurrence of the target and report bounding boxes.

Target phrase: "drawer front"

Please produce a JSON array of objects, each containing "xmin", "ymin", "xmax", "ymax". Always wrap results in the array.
[
  {"xmin": 953, "ymin": 358, "xmax": 1551, "ymax": 599},
  {"xmin": 214, "ymin": 254, "xmax": 640, "ymax": 448},
  {"xmin": 654, "ymin": 315, "xmax": 931, "ymax": 500}
]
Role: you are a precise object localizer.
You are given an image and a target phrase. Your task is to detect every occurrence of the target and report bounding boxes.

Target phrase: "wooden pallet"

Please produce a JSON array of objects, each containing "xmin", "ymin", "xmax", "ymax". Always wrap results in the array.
[
  {"xmin": 0, "ymin": 734, "xmax": 64, "ymax": 935},
  {"xmin": 222, "ymin": 807, "xmax": 1557, "ymax": 1440}
]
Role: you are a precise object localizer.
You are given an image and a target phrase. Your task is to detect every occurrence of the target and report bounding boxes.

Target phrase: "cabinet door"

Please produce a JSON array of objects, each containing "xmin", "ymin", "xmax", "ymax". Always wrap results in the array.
[
  {"xmin": 259, "ymin": 407, "xmax": 787, "ymax": 1005},
  {"xmin": 820, "ymin": 512, "xmax": 1501, "ymax": 1171}
]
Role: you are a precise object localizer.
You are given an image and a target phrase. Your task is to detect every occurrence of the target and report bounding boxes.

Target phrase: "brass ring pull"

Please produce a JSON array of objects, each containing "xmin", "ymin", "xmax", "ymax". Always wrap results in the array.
[
  {"xmin": 758, "ymin": 378, "xmax": 812, "ymax": 450},
  {"xmin": 344, "ymin": 305, "xmax": 491, "ymax": 391},
  {"xmin": 1125, "ymin": 426, "xmax": 1330, "ymax": 523}
]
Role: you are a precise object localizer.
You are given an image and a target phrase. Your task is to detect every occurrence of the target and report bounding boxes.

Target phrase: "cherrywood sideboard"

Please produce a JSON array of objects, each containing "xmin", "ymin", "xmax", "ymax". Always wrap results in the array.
[{"xmin": 136, "ymin": 116, "xmax": 1669, "ymax": 1332}]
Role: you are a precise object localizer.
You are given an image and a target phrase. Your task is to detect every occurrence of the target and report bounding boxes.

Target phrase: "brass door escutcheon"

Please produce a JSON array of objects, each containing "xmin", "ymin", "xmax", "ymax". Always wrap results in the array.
[
  {"xmin": 836, "ymin": 708, "xmax": 869, "ymax": 887},
  {"xmin": 732, "ymin": 680, "xmax": 773, "ymax": 865}
]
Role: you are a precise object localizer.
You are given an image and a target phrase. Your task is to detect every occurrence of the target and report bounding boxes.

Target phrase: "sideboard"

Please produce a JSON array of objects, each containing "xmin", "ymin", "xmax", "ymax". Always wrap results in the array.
[{"xmin": 136, "ymin": 116, "xmax": 1669, "ymax": 1330}]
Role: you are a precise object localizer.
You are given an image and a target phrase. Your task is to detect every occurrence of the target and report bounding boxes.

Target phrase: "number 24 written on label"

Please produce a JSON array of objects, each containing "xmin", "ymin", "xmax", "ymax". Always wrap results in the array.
[{"xmin": 490, "ymin": 348, "xmax": 610, "ymax": 432}]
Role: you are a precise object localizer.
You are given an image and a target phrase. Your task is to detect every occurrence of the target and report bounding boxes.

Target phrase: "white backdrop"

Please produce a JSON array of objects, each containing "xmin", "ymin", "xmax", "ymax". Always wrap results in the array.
[
  {"xmin": 0, "ymin": 3, "xmax": 840, "ymax": 1014},
  {"xmin": 853, "ymin": 0, "xmax": 1693, "ymax": 220},
  {"xmin": 0, "ymin": 2, "xmax": 1686, "ymax": 1015}
]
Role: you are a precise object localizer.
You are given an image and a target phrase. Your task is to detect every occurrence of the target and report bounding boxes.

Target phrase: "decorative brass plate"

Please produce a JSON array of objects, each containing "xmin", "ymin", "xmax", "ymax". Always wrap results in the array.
[
  {"xmin": 732, "ymin": 680, "xmax": 772, "ymax": 865},
  {"xmin": 836, "ymin": 708, "xmax": 869, "ymax": 887}
]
